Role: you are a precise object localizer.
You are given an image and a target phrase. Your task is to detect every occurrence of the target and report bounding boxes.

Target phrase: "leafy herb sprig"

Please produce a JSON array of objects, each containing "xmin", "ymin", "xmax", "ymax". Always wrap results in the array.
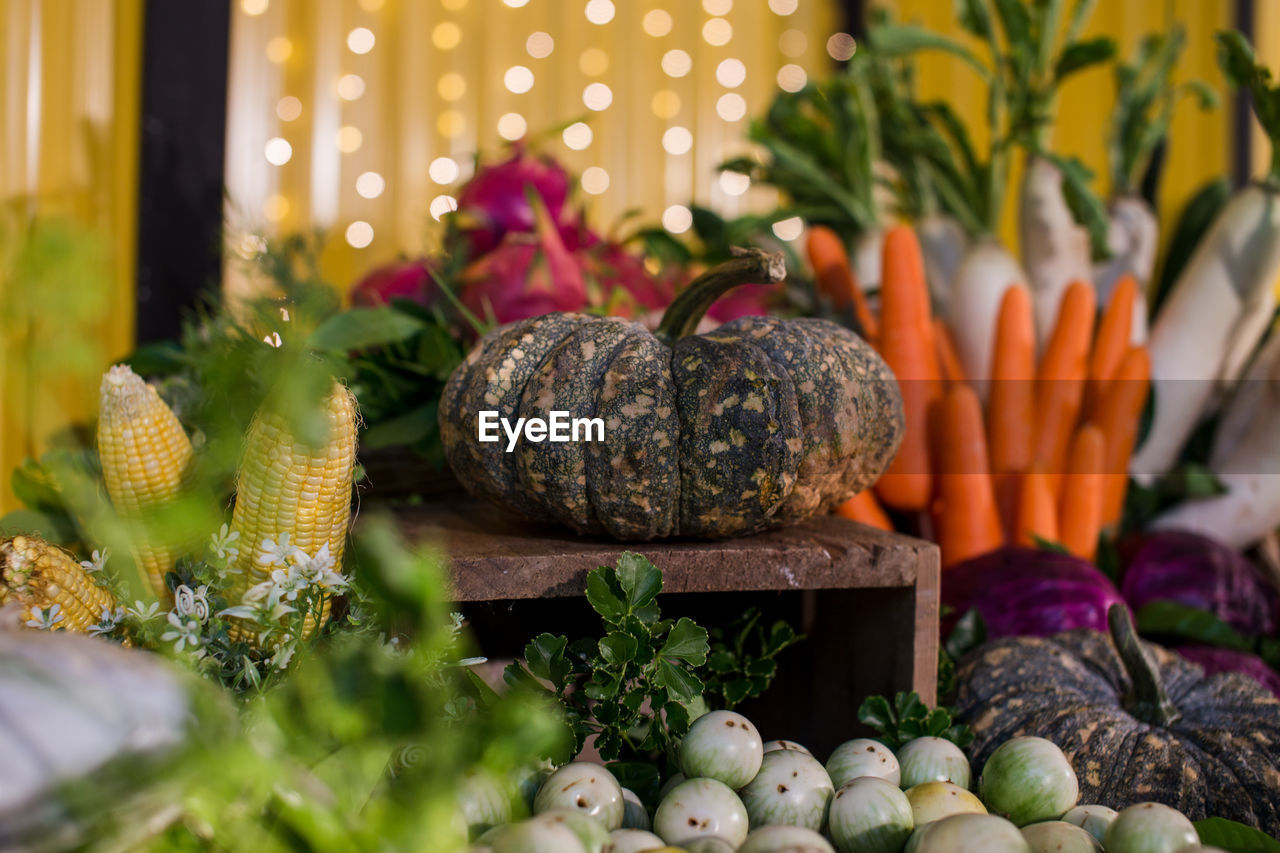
[
  {"xmin": 857, "ymin": 690, "xmax": 974, "ymax": 750},
  {"xmin": 503, "ymin": 553, "xmax": 710, "ymax": 766}
]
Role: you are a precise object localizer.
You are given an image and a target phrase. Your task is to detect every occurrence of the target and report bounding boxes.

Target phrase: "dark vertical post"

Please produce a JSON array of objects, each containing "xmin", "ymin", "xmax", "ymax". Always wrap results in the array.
[
  {"xmin": 1233, "ymin": 0, "xmax": 1255, "ymax": 187},
  {"xmin": 840, "ymin": 0, "xmax": 866, "ymax": 39},
  {"xmin": 134, "ymin": 1, "xmax": 232, "ymax": 344}
]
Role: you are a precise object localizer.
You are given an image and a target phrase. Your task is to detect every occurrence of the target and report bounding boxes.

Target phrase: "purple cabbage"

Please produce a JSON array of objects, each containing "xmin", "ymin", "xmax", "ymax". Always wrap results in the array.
[
  {"xmin": 1175, "ymin": 644, "xmax": 1280, "ymax": 698},
  {"xmin": 1121, "ymin": 531, "xmax": 1279, "ymax": 636},
  {"xmin": 942, "ymin": 547, "xmax": 1127, "ymax": 639}
]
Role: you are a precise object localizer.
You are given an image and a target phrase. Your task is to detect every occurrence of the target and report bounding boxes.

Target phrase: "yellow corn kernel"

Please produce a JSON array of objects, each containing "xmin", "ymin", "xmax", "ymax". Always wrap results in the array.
[
  {"xmin": 1, "ymin": 535, "xmax": 118, "ymax": 632},
  {"xmin": 97, "ymin": 364, "xmax": 195, "ymax": 601},
  {"xmin": 227, "ymin": 381, "xmax": 357, "ymax": 642}
]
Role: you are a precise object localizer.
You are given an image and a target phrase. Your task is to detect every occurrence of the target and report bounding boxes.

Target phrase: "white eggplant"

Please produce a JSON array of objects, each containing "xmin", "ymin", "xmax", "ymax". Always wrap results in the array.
[
  {"xmin": 918, "ymin": 213, "xmax": 970, "ymax": 318},
  {"xmin": 1209, "ymin": 327, "xmax": 1280, "ymax": 471},
  {"xmin": 1019, "ymin": 155, "xmax": 1094, "ymax": 347},
  {"xmin": 1092, "ymin": 194, "xmax": 1156, "ymax": 344},
  {"xmin": 1130, "ymin": 184, "xmax": 1280, "ymax": 482},
  {"xmin": 1153, "ymin": 325, "xmax": 1280, "ymax": 547},
  {"xmin": 948, "ymin": 237, "xmax": 1028, "ymax": 397}
]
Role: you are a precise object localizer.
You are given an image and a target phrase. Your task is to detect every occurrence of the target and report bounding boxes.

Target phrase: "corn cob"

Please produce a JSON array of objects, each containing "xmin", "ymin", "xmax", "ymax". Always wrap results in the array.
[
  {"xmin": 227, "ymin": 381, "xmax": 358, "ymax": 642},
  {"xmin": 1, "ymin": 535, "xmax": 118, "ymax": 632},
  {"xmin": 97, "ymin": 364, "xmax": 196, "ymax": 601}
]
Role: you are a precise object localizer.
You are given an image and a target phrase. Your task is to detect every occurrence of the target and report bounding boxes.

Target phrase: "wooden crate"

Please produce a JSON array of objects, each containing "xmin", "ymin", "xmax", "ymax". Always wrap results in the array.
[{"xmin": 390, "ymin": 493, "xmax": 940, "ymax": 757}]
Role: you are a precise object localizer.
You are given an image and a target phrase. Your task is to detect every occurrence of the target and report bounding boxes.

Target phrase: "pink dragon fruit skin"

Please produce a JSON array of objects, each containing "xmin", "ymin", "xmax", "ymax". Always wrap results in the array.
[
  {"xmin": 350, "ymin": 258, "xmax": 437, "ymax": 308},
  {"xmin": 456, "ymin": 146, "xmax": 571, "ymax": 256},
  {"xmin": 457, "ymin": 191, "xmax": 588, "ymax": 326},
  {"xmin": 458, "ymin": 236, "xmax": 588, "ymax": 325}
]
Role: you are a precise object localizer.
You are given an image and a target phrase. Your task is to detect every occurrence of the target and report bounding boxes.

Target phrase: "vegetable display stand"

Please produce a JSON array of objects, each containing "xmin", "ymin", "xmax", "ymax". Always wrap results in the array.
[{"xmin": 389, "ymin": 491, "xmax": 940, "ymax": 756}]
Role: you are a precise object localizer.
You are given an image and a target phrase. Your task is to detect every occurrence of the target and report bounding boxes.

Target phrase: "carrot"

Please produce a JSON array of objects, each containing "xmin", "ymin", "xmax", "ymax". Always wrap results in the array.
[
  {"xmin": 933, "ymin": 319, "xmax": 968, "ymax": 386},
  {"xmin": 988, "ymin": 285, "xmax": 1036, "ymax": 475},
  {"xmin": 874, "ymin": 225, "xmax": 941, "ymax": 512},
  {"xmin": 1059, "ymin": 424, "xmax": 1105, "ymax": 560},
  {"xmin": 1014, "ymin": 465, "xmax": 1059, "ymax": 547},
  {"xmin": 835, "ymin": 491, "xmax": 893, "ymax": 532},
  {"xmin": 932, "ymin": 384, "xmax": 1003, "ymax": 568},
  {"xmin": 1085, "ymin": 274, "xmax": 1137, "ymax": 418},
  {"xmin": 1096, "ymin": 346, "xmax": 1151, "ymax": 528},
  {"xmin": 807, "ymin": 225, "xmax": 879, "ymax": 343},
  {"xmin": 1032, "ymin": 281, "xmax": 1096, "ymax": 497}
]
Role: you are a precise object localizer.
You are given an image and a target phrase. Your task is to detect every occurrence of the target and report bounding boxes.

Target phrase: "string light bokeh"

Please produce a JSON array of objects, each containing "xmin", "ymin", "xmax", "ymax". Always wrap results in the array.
[{"xmin": 223, "ymin": 0, "xmax": 846, "ymax": 295}]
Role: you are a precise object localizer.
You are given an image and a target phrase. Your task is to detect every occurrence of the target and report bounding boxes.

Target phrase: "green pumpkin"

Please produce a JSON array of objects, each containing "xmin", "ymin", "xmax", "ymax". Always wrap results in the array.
[
  {"xmin": 954, "ymin": 605, "xmax": 1280, "ymax": 836},
  {"xmin": 439, "ymin": 249, "xmax": 903, "ymax": 540}
]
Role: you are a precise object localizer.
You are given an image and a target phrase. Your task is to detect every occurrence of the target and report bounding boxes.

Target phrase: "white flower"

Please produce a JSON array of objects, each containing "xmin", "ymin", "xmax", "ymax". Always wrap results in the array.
[
  {"xmin": 26, "ymin": 604, "xmax": 64, "ymax": 630},
  {"xmin": 191, "ymin": 586, "xmax": 210, "ymax": 622},
  {"xmin": 128, "ymin": 600, "xmax": 161, "ymax": 622},
  {"xmin": 160, "ymin": 611, "xmax": 203, "ymax": 654},
  {"xmin": 269, "ymin": 642, "xmax": 296, "ymax": 670},
  {"xmin": 209, "ymin": 524, "xmax": 241, "ymax": 563},
  {"xmin": 79, "ymin": 549, "xmax": 109, "ymax": 573},
  {"xmin": 268, "ymin": 563, "xmax": 310, "ymax": 602},
  {"xmin": 87, "ymin": 605, "xmax": 125, "ymax": 637},
  {"xmin": 298, "ymin": 543, "xmax": 349, "ymax": 592},
  {"xmin": 255, "ymin": 533, "xmax": 304, "ymax": 569}
]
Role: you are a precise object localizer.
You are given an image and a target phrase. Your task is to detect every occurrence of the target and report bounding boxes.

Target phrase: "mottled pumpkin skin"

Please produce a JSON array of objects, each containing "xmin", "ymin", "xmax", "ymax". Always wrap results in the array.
[
  {"xmin": 439, "ymin": 313, "xmax": 902, "ymax": 540},
  {"xmin": 954, "ymin": 629, "xmax": 1280, "ymax": 835}
]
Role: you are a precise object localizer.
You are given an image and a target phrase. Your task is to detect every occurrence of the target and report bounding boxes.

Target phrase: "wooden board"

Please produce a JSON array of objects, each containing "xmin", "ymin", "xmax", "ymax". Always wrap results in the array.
[{"xmin": 388, "ymin": 492, "xmax": 941, "ymax": 755}]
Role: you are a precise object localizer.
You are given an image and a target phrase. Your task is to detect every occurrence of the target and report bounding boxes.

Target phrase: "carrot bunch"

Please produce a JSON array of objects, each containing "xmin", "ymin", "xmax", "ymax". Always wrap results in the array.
[{"xmin": 814, "ymin": 225, "xmax": 1151, "ymax": 569}]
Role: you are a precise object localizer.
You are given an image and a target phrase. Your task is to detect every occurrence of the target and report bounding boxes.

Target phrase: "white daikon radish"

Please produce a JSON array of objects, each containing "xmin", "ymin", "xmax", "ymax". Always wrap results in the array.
[
  {"xmin": 1020, "ymin": 154, "xmax": 1095, "ymax": 347},
  {"xmin": 948, "ymin": 237, "xmax": 1028, "ymax": 396},
  {"xmin": 918, "ymin": 213, "xmax": 969, "ymax": 318},
  {"xmin": 1095, "ymin": 28, "xmax": 1216, "ymax": 346},
  {"xmin": 1133, "ymin": 33, "xmax": 1280, "ymax": 481},
  {"xmin": 1153, "ymin": 332, "xmax": 1280, "ymax": 548},
  {"xmin": 1129, "ymin": 184, "xmax": 1280, "ymax": 482},
  {"xmin": 1092, "ymin": 194, "xmax": 1156, "ymax": 344},
  {"xmin": 1209, "ymin": 324, "xmax": 1280, "ymax": 472},
  {"xmin": 851, "ymin": 227, "xmax": 885, "ymax": 297}
]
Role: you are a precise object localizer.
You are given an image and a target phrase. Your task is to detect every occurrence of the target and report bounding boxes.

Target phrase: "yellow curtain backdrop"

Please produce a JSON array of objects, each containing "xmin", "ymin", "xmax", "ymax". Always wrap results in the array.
[
  {"xmin": 222, "ymin": 0, "xmax": 839, "ymax": 295},
  {"xmin": 881, "ymin": 0, "xmax": 1235, "ymax": 253},
  {"xmin": 0, "ymin": 0, "xmax": 143, "ymax": 512}
]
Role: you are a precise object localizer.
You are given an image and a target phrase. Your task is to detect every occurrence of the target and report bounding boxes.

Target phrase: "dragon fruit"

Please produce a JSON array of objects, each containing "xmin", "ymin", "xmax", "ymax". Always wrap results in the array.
[
  {"xmin": 349, "ymin": 258, "xmax": 437, "ymax": 308},
  {"xmin": 457, "ymin": 192, "xmax": 587, "ymax": 326},
  {"xmin": 455, "ymin": 146, "xmax": 571, "ymax": 257}
]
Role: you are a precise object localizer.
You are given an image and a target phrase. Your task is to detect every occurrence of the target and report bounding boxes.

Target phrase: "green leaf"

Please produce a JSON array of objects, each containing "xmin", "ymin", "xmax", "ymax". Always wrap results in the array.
[
  {"xmin": 1030, "ymin": 534, "xmax": 1072, "ymax": 555},
  {"xmin": 894, "ymin": 691, "xmax": 927, "ymax": 723},
  {"xmin": 660, "ymin": 618, "xmax": 709, "ymax": 666},
  {"xmin": 524, "ymin": 633, "xmax": 571, "ymax": 685},
  {"xmin": 360, "ymin": 402, "xmax": 436, "ymax": 450},
  {"xmin": 991, "ymin": 0, "xmax": 1032, "ymax": 52},
  {"xmin": 868, "ymin": 24, "xmax": 991, "ymax": 82},
  {"xmin": 1194, "ymin": 816, "xmax": 1280, "ymax": 852},
  {"xmin": 723, "ymin": 678, "xmax": 754, "ymax": 706},
  {"xmin": 1055, "ymin": 36, "xmax": 1116, "ymax": 82},
  {"xmin": 653, "ymin": 660, "xmax": 703, "ymax": 703},
  {"xmin": 1165, "ymin": 462, "xmax": 1229, "ymax": 500},
  {"xmin": 665, "ymin": 699, "xmax": 692, "ymax": 737},
  {"xmin": 857, "ymin": 695, "xmax": 896, "ymax": 738},
  {"xmin": 608, "ymin": 762, "xmax": 662, "ymax": 810},
  {"xmin": 945, "ymin": 608, "xmax": 988, "ymax": 660},
  {"xmin": 707, "ymin": 650, "xmax": 737, "ymax": 674},
  {"xmin": 598, "ymin": 632, "xmax": 639, "ymax": 667},
  {"xmin": 615, "ymin": 552, "xmax": 663, "ymax": 613},
  {"xmin": 306, "ymin": 307, "xmax": 425, "ymax": 352},
  {"xmin": 954, "ymin": 0, "xmax": 992, "ymax": 39},
  {"xmin": 1135, "ymin": 601, "xmax": 1253, "ymax": 652},
  {"xmin": 1043, "ymin": 153, "xmax": 1112, "ymax": 260},
  {"xmin": 585, "ymin": 567, "xmax": 627, "ymax": 624}
]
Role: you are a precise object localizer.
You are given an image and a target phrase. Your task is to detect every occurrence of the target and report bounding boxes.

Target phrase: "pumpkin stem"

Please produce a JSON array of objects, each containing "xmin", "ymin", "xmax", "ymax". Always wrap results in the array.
[
  {"xmin": 655, "ymin": 247, "xmax": 787, "ymax": 344},
  {"xmin": 1107, "ymin": 603, "xmax": 1182, "ymax": 728}
]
